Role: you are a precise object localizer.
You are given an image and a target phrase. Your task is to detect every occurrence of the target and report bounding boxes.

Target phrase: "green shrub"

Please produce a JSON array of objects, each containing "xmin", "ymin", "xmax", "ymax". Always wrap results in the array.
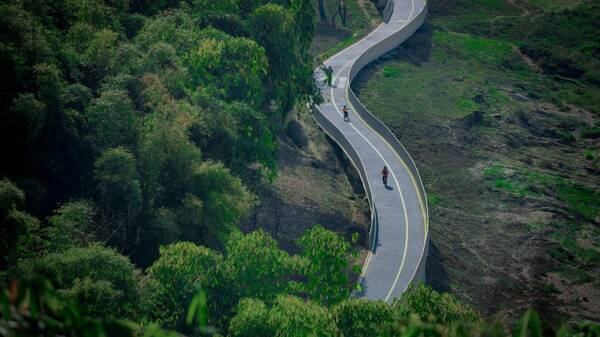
[
  {"xmin": 583, "ymin": 150, "xmax": 596, "ymax": 160},
  {"xmin": 21, "ymin": 244, "xmax": 140, "ymax": 319},
  {"xmin": 542, "ymin": 283, "xmax": 561, "ymax": 295},
  {"xmin": 581, "ymin": 127, "xmax": 600, "ymax": 139},
  {"xmin": 383, "ymin": 66, "xmax": 401, "ymax": 78},
  {"xmin": 145, "ymin": 242, "xmax": 228, "ymax": 329},
  {"xmin": 229, "ymin": 295, "xmax": 339, "ymax": 337},
  {"xmin": 333, "ymin": 299, "xmax": 396, "ymax": 337},
  {"xmin": 392, "ymin": 284, "xmax": 481, "ymax": 326}
]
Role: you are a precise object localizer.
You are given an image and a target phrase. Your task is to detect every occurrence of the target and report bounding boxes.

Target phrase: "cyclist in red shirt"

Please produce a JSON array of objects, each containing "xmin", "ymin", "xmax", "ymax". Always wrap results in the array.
[{"xmin": 381, "ymin": 166, "xmax": 389, "ymax": 186}]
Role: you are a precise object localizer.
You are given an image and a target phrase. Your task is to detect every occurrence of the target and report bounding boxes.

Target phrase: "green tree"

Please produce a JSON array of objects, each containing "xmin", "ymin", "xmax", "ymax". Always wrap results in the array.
[
  {"xmin": 0, "ymin": 179, "xmax": 40, "ymax": 270},
  {"xmin": 333, "ymin": 299, "xmax": 397, "ymax": 337},
  {"xmin": 195, "ymin": 100, "xmax": 277, "ymax": 181},
  {"xmin": 392, "ymin": 284, "xmax": 481, "ymax": 327},
  {"xmin": 248, "ymin": 4, "xmax": 294, "ymax": 77},
  {"xmin": 21, "ymin": 244, "xmax": 140, "ymax": 319},
  {"xmin": 145, "ymin": 242, "xmax": 231, "ymax": 330},
  {"xmin": 297, "ymin": 225, "xmax": 351, "ymax": 305},
  {"xmin": 34, "ymin": 63, "xmax": 64, "ymax": 113},
  {"xmin": 0, "ymin": 179, "xmax": 25, "ymax": 218},
  {"xmin": 9, "ymin": 93, "xmax": 47, "ymax": 147},
  {"xmin": 137, "ymin": 99, "xmax": 201, "ymax": 210},
  {"xmin": 248, "ymin": 3, "xmax": 299, "ymax": 112},
  {"xmin": 190, "ymin": 0, "xmax": 238, "ymax": 13},
  {"xmin": 66, "ymin": 22, "xmax": 97, "ymax": 53},
  {"xmin": 93, "ymin": 147, "xmax": 142, "ymax": 252},
  {"xmin": 229, "ymin": 295, "xmax": 339, "ymax": 337},
  {"xmin": 228, "ymin": 298, "xmax": 271, "ymax": 337},
  {"xmin": 81, "ymin": 29, "xmax": 120, "ymax": 83},
  {"xmin": 64, "ymin": 83, "xmax": 92, "ymax": 112},
  {"xmin": 226, "ymin": 230, "xmax": 292, "ymax": 301},
  {"xmin": 87, "ymin": 90, "xmax": 138, "ymax": 152},
  {"xmin": 189, "ymin": 161, "xmax": 255, "ymax": 245},
  {"xmin": 234, "ymin": 0, "xmax": 266, "ymax": 15},
  {"xmin": 247, "ymin": 2, "xmax": 317, "ymax": 113},
  {"xmin": 184, "ymin": 28, "xmax": 268, "ymax": 108},
  {"xmin": 45, "ymin": 201, "xmax": 95, "ymax": 252},
  {"xmin": 60, "ymin": 277, "xmax": 123, "ymax": 319},
  {"xmin": 134, "ymin": 10, "xmax": 200, "ymax": 55},
  {"xmin": 269, "ymin": 296, "xmax": 339, "ymax": 337},
  {"xmin": 0, "ymin": 278, "xmax": 148, "ymax": 337},
  {"xmin": 290, "ymin": 0, "xmax": 317, "ymax": 51}
]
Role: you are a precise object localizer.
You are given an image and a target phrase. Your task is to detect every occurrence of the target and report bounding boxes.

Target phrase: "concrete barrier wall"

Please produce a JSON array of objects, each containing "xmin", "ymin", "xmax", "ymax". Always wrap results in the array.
[
  {"xmin": 312, "ymin": 108, "xmax": 378, "ymax": 247},
  {"xmin": 348, "ymin": 6, "xmax": 428, "ymax": 83},
  {"xmin": 383, "ymin": 0, "xmax": 394, "ymax": 23},
  {"xmin": 313, "ymin": 0, "xmax": 429, "ymax": 288},
  {"xmin": 346, "ymin": 2, "xmax": 430, "ymax": 285}
]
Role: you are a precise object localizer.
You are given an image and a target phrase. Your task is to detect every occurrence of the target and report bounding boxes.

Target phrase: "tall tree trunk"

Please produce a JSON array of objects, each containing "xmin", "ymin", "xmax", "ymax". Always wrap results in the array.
[
  {"xmin": 338, "ymin": 0, "xmax": 348, "ymax": 26},
  {"xmin": 318, "ymin": 0, "xmax": 327, "ymax": 22}
]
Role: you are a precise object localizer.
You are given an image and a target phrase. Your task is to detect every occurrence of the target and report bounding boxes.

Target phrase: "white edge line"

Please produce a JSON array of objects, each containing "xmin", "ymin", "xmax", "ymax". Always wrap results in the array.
[
  {"xmin": 330, "ymin": 61, "xmax": 410, "ymax": 302},
  {"xmin": 345, "ymin": 0, "xmax": 431, "ymax": 298},
  {"xmin": 316, "ymin": 0, "xmax": 429, "ymax": 301}
]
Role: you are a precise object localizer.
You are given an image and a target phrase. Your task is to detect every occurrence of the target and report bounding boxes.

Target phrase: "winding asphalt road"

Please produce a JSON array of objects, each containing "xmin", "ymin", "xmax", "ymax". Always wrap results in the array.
[{"xmin": 314, "ymin": 0, "xmax": 429, "ymax": 302}]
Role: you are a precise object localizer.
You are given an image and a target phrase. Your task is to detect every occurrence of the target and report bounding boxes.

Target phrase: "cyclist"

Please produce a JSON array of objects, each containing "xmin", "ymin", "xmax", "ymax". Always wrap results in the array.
[
  {"xmin": 381, "ymin": 166, "xmax": 389, "ymax": 186},
  {"xmin": 342, "ymin": 105, "xmax": 349, "ymax": 121}
]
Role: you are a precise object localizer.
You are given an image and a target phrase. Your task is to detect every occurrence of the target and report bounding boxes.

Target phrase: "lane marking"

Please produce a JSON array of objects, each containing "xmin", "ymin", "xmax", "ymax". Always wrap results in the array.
[
  {"xmin": 344, "ymin": 0, "xmax": 430, "ymax": 296},
  {"xmin": 317, "ymin": 0, "xmax": 429, "ymax": 300},
  {"xmin": 329, "ymin": 61, "xmax": 410, "ymax": 302},
  {"xmin": 349, "ymin": 89, "xmax": 429, "ymax": 294},
  {"xmin": 311, "ymin": 111, "xmax": 377, "ymax": 299},
  {"xmin": 344, "ymin": 0, "xmax": 429, "ymax": 298}
]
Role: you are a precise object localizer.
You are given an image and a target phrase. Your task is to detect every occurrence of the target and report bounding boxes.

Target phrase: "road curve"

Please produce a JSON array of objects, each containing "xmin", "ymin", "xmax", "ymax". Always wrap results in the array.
[{"xmin": 313, "ymin": 0, "xmax": 429, "ymax": 302}]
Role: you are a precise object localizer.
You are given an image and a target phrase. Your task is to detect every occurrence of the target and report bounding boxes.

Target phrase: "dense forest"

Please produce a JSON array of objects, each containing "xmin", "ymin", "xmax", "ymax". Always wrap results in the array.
[
  {"xmin": 0, "ymin": 0, "xmax": 599, "ymax": 336},
  {"xmin": 0, "ymin": 0, "xmax": 321, "ymax": 268}
]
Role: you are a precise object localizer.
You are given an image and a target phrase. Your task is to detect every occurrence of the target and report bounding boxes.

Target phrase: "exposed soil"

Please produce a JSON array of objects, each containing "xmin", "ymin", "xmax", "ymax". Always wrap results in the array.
[
  {"xmin": 242, "ymin": 110, "xmax": 371, "ymax": 281},
  {"xmin": 311, "ymin": 23, "xmax": 353, "ymax": 56}
]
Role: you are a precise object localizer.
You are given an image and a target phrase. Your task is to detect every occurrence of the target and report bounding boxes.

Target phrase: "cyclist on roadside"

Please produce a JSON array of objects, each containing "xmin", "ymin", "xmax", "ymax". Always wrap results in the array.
[
  {"xmin": 342, "ymin": 105, "xmax": 349, "ymax": 121},
  {"xmin": 321, "ymin": 64, "xmax": 333, "ymax": 87}
]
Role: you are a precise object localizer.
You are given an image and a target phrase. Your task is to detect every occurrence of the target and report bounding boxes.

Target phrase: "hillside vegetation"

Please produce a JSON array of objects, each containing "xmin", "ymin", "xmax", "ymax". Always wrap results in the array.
[
  {"xmin": 354, "ymin": 0, "xmax": 600, "ymax": 324},
  {"xmin": 1, "ymin": 0, "xmax": 600, "ymax": 336},
  {"xmin": 0, "ymin": 0, "xmax": 317, "ymax": 268}
]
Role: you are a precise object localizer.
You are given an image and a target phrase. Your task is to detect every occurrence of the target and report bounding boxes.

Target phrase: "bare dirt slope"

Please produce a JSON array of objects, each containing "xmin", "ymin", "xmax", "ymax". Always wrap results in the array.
[{"xmin": 244, "ymin": 110, "xmax": 370, "ymax": 256}]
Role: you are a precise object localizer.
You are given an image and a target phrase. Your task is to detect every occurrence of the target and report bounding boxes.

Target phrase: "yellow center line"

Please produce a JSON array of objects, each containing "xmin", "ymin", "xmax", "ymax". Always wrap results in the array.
[
  {"xmin": 319, "ymin": 0, "xmax": 428, "ymax": 300},
  {"xmin": 330, "ymin": 60, "xmax": 410, "ymax": 302}
]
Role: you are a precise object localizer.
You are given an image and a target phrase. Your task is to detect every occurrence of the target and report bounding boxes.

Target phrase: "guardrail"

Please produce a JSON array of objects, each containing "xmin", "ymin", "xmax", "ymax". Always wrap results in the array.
[
  {"xmin": 383, "ymin": 0, "xmax": 394, "ymax": 23},
  {"xmin": 346, "ymin": 1, "xmax": 429, "ymax": 285},
  {"xmin": 312, "ymin": 107, "xmax": 378, "ymax": 247},
  {"xmin": 313, "ymin": 0, "xmax": 430, "ymax": 289}
]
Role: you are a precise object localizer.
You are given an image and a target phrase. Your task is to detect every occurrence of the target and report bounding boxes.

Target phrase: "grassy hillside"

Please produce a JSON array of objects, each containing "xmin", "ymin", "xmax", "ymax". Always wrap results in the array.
[{"xmin": 353, "ymin": 0, "xmax": 600, "ymax": 324}]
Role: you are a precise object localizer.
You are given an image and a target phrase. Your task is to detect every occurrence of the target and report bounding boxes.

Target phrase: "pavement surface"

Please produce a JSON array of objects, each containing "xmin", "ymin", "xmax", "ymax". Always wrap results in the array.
[{"xmin": 314, "ymin": 0, "xmax": 429, "ymax": 302}]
